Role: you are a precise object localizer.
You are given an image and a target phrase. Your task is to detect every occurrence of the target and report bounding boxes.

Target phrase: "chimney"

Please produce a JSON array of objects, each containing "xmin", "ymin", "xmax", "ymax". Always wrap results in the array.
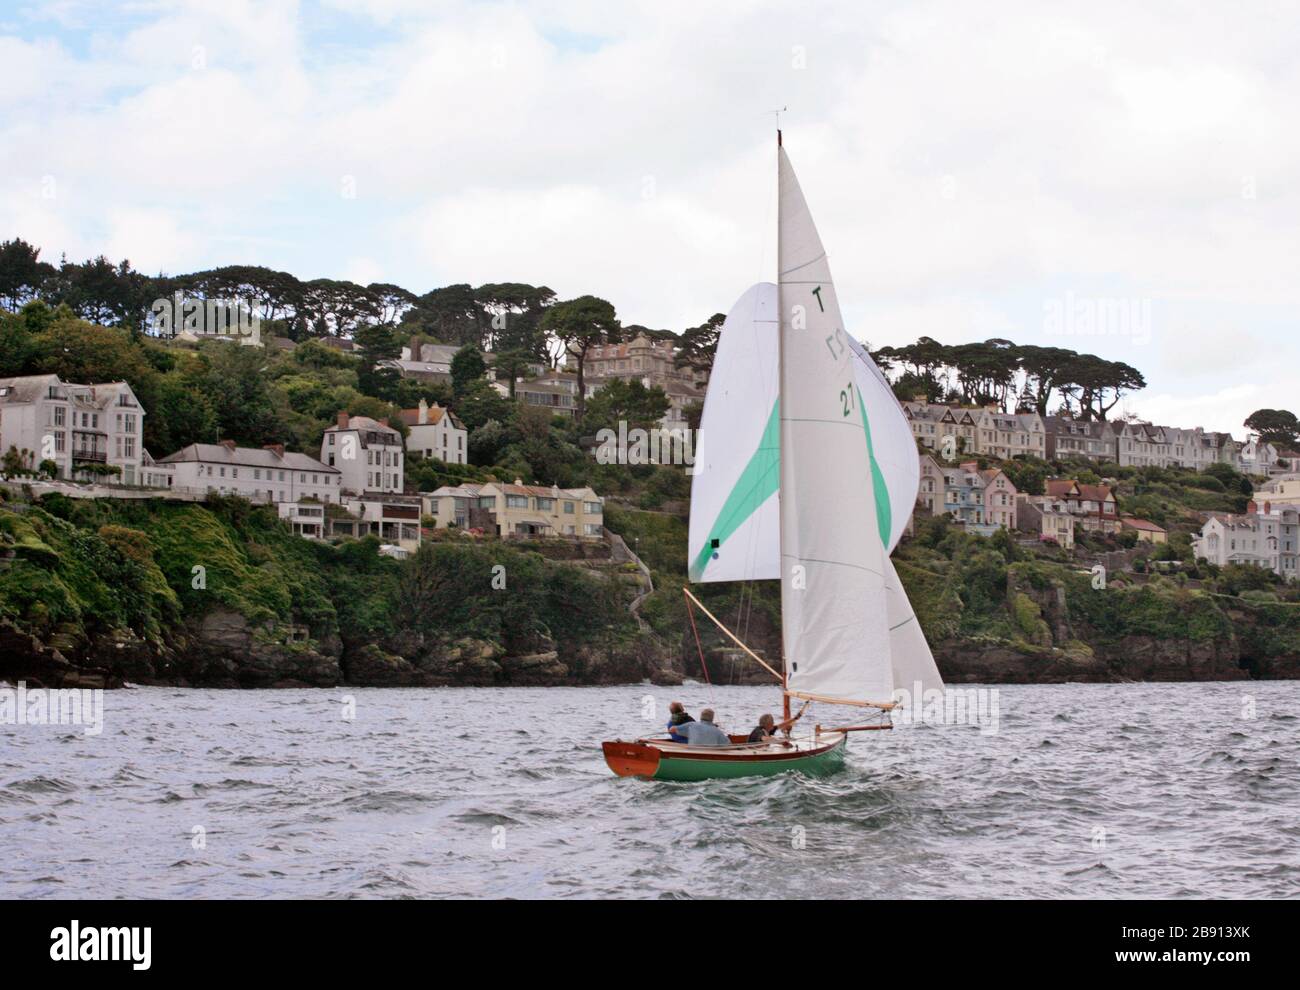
[
  {"xmin": 1246, "ymin": 499, "xmax": 1258, "ymax": 515},
  {"xmin": 337, "ymin": 411, "xmax": 349, "ymax": 430},
  {"xmin": 264, "ymin": 443, "xmax": 285, "ymax": 458},
  {"xmin": 219, "ymin": 439, "xmax": 236, "ymax": 451},
  {"xmin": 914, "ymin": 394, "xmax": 928, "ymax": 406},
  {"xmin": 1264, "ymin": 501, "xmax": 1272, "ymax": 514},
  {"xmin": 418, "ymin": 398, "xmax": 428, "ymax": 425},
  {"xmin": 410, "ymin": 335, "xmax": 422, "ymax": 362},
  {"xmin": 514, "ymin": 477, "xmax": 523, "ymax": 486}
]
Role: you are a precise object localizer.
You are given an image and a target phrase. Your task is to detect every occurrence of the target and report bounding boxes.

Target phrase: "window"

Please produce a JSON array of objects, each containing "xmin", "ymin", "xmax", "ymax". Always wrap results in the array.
[
  {"xmin": 54, "ymin": 407, "xmax": 65, "ymax": 427},
  {"xmin": 564, "ymin": 502, "xmax": 575, "ymax": 514},
  {"xmin": 585, "ymin": 501, "xmax": 602, "ymax": 515},
  {"xmin": 536, "ymin": 497, "xmax": 554, "ymax": 511},
  {"xmin": 478, "ymin": 496, "xmax": 495, "ymax": 509},
  {"xmin": 506, "ymin": 494, "xmax": 528, "ymax": 509}
]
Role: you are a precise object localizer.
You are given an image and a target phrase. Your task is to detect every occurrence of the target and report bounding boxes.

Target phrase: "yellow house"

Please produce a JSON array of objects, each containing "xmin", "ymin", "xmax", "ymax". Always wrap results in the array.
[
  {"xmin": 425, "ymin": 479, "xmax": 604, "ymax": 538},
  {"xmin": 1121, "ymin": 516, "xmax": 1167, "ymax": 544}
]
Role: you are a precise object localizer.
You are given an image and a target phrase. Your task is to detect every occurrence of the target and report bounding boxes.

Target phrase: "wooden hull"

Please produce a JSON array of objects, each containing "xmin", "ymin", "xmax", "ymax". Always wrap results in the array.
[{"xmin": 602, "ymin": 733, "xmax": 847, "ymax": 781}]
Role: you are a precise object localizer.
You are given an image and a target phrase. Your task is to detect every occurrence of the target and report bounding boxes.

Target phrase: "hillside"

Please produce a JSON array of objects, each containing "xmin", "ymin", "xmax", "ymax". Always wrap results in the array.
[
  {"xmin": 605, "ymin": 457, "xmax": 1300, "ymax": 685},
  {"xmin": 0, "ymin": 489, "xmax": 672, "ymax": 689}
]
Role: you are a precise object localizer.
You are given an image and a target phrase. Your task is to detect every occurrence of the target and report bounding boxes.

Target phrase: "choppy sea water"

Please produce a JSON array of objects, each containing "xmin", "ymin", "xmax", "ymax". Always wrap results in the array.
[{"xmin": 1, "ymin": 681, "xmax": 1297, "ymax": 899}]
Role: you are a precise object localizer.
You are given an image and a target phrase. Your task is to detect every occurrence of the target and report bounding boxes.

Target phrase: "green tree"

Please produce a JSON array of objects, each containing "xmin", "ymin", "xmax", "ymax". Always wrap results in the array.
[
  {"xmin": 583, "ymin": 378, "xmax": 670, "ymax": 435},
  {"xmin": 353, "ymin": 322, "xmax": 401, "ymax": 400},
  {"xmin": 540, "ymin": 295, "xmax": 620, "ymax": 422},
  {"xmin": 674, "ymin": 312, "xmax": 723, "ymax": 383},
  {"xmin": 1244, "ymin": 408, "xmax": 1300, "ymax": 449},
  {"xmin": 0, "ymin": 238, "xmax": 50, "ymax": 310},
  {"xmin": 450, "ymin": 345, "xmax": 486, "ymax": 397},
  {"xmin": 490, "ymin": 347, "xmax": 534, "ymax": 398}
]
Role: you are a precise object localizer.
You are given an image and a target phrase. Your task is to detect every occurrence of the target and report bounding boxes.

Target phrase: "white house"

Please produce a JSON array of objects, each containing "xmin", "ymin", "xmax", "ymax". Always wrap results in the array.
[
  {"xmin": 320, "ymin": 412, "xmax": 404, "ymax": 495},
  {"xmin": 159, "ymin": 441, "xmax": 341, "ymax": 502},
  {"xmin": 398, "ymin": 399, "xmax": 467, "ymax": 465},
  {"xmin": 1194, "ymin": 501, "xmax": 1300, "ymax": 580},
  {"xmin": 0, "ymin": 374, "xmax": 149, "ymax": 485}
]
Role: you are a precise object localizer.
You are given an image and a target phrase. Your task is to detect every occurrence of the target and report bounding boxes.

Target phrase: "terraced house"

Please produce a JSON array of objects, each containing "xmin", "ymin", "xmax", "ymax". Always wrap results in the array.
[
  {"xmin": 1043, "ymin": 479, "xmax": 1121, "ymax": 534},
  {"xmin": 1044, "ymin": 416, "xmax": 1116, "ymax": 463},
  {"xmin": 904, "ymin": 399, "xmax": 980, "ymax": 455},
  {"xmin": 975, "ymin": 408, "xmax": 1046, "ymax": 460},
  {"xmin": 425, "ymin": 480, "xmax": 605, "ymax": 538},
  {"xmin": 902, "ymin": 398, "xmax": 1044, "ymax": 460},
  {"xmin": 914, "ymin": 454, "xmax": 1017, "ymax": 536}
]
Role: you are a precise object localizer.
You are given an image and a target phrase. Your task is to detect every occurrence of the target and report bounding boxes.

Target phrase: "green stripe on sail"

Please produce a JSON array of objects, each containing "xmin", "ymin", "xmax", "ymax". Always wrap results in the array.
[
  {"xmin": 857, "ymin": 384, "xmax": 891, "ymax": 548},
  {"xmin": 690, "ymin": 399, "xmax": 781, "ymax": 581}
]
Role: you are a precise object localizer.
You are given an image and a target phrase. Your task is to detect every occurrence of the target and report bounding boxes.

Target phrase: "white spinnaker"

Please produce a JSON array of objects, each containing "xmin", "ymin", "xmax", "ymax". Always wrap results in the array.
[
  {"xmin": 845, "ymin": 333, "xmax": 918, "ymax": 554},
  {"xmin": 778, "ymin": 144, "xmax": 893, "ymax": 705},
  {"xmin": 846, "ymin": 333, "xmax": 944, "ymax": 694},
  {"xmin": 687, "ymin": 282, "xmax": 780, "ymax": 584}
]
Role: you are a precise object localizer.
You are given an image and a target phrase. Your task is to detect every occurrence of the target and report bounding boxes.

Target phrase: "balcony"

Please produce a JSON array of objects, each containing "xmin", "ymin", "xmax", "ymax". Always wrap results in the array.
[{"xmin": 72, "ymin": 449, "xmax": 107, "ymax": 463}]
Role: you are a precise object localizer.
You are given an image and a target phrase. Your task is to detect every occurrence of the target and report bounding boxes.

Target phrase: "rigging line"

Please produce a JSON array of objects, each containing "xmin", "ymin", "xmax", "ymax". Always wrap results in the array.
[{"xmin": 684, "ymin": 588, "xmax": 716, "ymax": 708}]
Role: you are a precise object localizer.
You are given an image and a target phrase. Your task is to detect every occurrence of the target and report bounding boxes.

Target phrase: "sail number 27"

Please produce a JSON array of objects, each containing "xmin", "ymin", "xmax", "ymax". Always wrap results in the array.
[{"xmin": 840, "ymin": 381, "xmax": 855, "ymax": 417}]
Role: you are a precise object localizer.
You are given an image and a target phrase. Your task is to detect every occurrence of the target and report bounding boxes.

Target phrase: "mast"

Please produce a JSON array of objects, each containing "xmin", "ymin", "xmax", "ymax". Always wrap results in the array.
[{"xmin": 776, "ymin": 128, "xmax": 791, "ymax": 726}]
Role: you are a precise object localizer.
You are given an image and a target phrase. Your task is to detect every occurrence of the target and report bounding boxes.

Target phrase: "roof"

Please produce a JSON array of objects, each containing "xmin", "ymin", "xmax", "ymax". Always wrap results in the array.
[
  {"xmin": 159, "ymin": 443, "xmax": 338, "ymax": 473},
  {"xmin": 397, "ymin": 404, "xmax": 464, "ymax": 430},
  {"xmin": 383, "ymin": 359, "xmax": 451, "ymax": 376},
  {"xmin": 1121, "ymin": 516, "xmax": 1166, "ymax": 533},
  {"xmin": 406, "ymin": 343, "xmax": 460, "ymax": 363},
  {"xmin": 495, "ymin": 481, "xmax": 597, "ymax": 499},
  {"xmin": 428, "ymin": 483, "xmax": 484, "ymax": 498},
  {"xmin": 324, "ymin": 415, "xmax": 398, "ymax": 436},
  {"xmin": 1045, "ymin": 416, "xmax": 1112, "ymax": 438},
  {"xmin": 0, "ymin": 374, "xmax": 62, "ymax": 404},
  {"xmin": 1046, "ymin": 479, "xmax": 1114, "ymax": 502},
  {"xmin": 0, "ymin": 376, "xmax": 140, "ymax": 412},
  {"xmin": 515, "ymin": 380, "xmax": 574, "ymax": 395}
]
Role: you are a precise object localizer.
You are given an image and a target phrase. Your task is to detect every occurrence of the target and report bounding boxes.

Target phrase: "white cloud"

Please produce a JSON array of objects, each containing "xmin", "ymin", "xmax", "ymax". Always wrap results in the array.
[{"xmin": 1, "ymin": 0, "xmax": 1298, "ymax": 430}]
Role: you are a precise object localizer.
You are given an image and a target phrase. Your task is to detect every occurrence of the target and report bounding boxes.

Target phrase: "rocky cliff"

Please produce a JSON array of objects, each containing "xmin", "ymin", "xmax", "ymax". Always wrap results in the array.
[{"xmin": 0, "ymin": 493, "xmax": 681, "ymax": 690}]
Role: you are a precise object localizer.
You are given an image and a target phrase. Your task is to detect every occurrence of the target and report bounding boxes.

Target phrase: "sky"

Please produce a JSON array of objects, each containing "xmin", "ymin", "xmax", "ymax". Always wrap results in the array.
[{"xmin": 1, "ymin": 0, "xmax": 1297, "ymax": 434}]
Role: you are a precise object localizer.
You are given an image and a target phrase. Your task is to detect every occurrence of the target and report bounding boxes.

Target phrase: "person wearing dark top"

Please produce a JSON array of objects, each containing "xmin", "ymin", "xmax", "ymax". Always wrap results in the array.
[
  {"xmin": 666, "ymin": 701, "xmax": 694, "ymax": 742},
  {"xmin": 747, "ymin": 702, "xmax": 809, "ymax": 743},
  {"xmin": 747, "ymin": 713, "xmax": 779, "ymax": 743}
]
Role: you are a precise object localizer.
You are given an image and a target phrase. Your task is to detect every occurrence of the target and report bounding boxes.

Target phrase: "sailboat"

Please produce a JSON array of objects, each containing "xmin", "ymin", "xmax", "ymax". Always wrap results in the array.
[{"xmin": 602, "ymin": 133, "xmax": 943, "ymax": 782}]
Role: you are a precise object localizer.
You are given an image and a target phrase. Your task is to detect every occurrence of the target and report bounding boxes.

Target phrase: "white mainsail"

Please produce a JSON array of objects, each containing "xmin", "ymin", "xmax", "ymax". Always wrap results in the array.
[{"xmin": 778, "ymin": 141, "xmax": 893, "ymax": 706}]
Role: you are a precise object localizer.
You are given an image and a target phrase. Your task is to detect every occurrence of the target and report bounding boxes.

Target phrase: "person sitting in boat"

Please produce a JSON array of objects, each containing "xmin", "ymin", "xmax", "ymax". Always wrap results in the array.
[
  {"xmin": 665, "ymin": 701, "xmax": 695, "ymax": 742},
  {"xmin": 672, "ymin": 708, "xmax": 731, "ymax": 746},
  {"xmin": 747, "ymin": 714, "xmax": 781, "ymax": 743},
  {"xmin": 746, "ymin": 703, "xmax": 809, "ymax": 743}
]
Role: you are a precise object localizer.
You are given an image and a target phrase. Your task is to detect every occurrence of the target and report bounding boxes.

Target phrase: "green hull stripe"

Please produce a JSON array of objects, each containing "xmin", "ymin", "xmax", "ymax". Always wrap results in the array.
[
  {"xmin": 690, "ymin": 399, "xmax": 781, "ymax": 581},
  {"xmin": 652, "ymin": 737, "xmax": 846, "ymax": 781},
  {"xmin": 857, "ymin": 384, "xmax": 891, "ymax": 548}
]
